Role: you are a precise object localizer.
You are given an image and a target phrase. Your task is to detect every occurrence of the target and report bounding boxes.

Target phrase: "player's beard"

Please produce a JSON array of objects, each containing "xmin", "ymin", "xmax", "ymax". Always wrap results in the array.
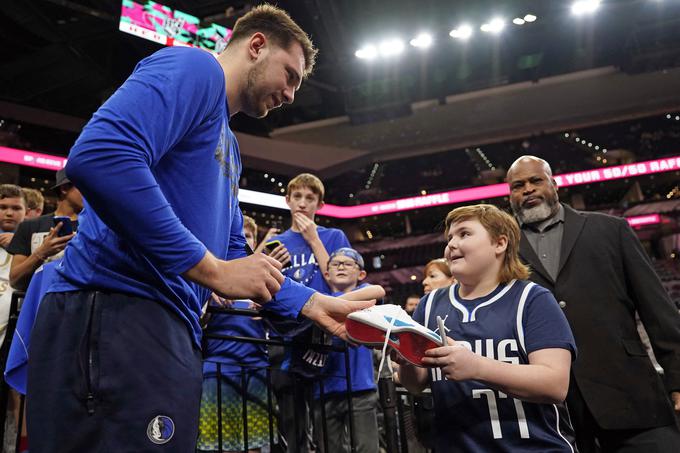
[
  {"xmin": 242, "ymin": 58, "xmax": 271, "ymax": 119},
  {"xmin": 511, "ymin": 193, "xmax": 559, "ymax": 225}
]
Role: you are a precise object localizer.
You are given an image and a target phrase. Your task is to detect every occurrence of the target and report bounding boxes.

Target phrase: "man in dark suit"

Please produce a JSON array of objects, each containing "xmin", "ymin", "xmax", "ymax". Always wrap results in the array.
[{"xmin": 507, "ymin": 155, "xmax": 680, "ymax": 452}]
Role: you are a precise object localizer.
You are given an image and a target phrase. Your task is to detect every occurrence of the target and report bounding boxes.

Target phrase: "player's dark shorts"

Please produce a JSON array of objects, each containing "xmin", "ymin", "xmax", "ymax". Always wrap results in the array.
[{"xmin": 26, "ymin": 290, "xmax": 202, "ymax": 452}]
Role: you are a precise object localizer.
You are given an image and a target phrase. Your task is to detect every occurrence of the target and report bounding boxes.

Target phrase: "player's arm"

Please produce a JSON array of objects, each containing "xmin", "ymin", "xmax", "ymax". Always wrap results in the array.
[
  {"xmin": 65, "ymin": 49, "xmax": 228, "ymax": 280},
  {"xmin": 338, "ymin": 284, "xmax": 385, "ymax": 302}
]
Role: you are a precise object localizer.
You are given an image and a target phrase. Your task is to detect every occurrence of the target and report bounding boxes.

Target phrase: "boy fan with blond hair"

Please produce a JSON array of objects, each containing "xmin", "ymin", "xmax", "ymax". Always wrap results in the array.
[{"xmin": 397, "ymin": 204, "xmax": 578, "ymax": 452}]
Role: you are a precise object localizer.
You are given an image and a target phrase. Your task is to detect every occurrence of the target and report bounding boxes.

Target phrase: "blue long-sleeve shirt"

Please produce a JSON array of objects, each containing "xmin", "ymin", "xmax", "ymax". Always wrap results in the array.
[{"xmin": 50, "ymin": 47, "xmax": 314, "ymax": 347}]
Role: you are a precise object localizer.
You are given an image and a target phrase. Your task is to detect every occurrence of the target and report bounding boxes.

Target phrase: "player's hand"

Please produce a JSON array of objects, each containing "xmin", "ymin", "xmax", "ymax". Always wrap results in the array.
[
  {"xmin": 34, "ymin": 224, "xmax": 75, "ymax": 260},
  {"xmin": 671, "ymin": 391, "xmax": 680, "ymax": 413},
  {"xmin": 300, "ymin": 292, "xmax": 374, "ymax": 341},
  {"xmin": 293, "ymin": 213, "xmax": 320, "ymax": 244},
  {"xmin": 266, "ymin": 243, "xmax": 291, "ymax": 267},
  {"xmin": 212, "ymin": 253, "xmax": 284, "ymax": 303},
  {"xmin": 422, "ymin": 337, "xmax": 482, "ymax": 381},
  {"xmin": 0, "ymin": 233, "xmax": 13, "ymax": 248}
]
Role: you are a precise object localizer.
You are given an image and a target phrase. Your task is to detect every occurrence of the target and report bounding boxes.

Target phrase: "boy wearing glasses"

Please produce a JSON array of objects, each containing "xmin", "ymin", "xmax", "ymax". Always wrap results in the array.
[{"xmin": 315, "ymin": 247, "xmax": 385, "ymax": 453}]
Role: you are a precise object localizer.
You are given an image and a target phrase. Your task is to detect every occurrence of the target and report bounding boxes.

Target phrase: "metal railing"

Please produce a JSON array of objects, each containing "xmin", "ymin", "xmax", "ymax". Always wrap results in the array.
[{"xmin": 0, "ymin": 296, "xmax": 433, "ymax": 453}]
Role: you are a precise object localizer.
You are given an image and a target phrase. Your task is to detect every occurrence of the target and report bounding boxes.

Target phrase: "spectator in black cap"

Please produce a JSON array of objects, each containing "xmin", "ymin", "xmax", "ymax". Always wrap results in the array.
[{"xmin": 7, "ymin": 169, "xmax": 83, "ymax": 290}]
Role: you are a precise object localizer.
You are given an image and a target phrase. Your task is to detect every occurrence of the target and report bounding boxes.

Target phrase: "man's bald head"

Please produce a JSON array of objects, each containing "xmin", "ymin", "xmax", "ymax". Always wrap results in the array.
[
  {"xmin": 507, "ymin": 155, "xmax": 553, "ymax": 181},
  {"xmin": 506, "ymin": 155, "xmax": 560, "ymax": 225}
]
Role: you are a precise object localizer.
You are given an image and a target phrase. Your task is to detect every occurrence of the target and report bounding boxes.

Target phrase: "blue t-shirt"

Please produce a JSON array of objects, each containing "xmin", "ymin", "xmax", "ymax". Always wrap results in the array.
[
  {"xmin": 49, "ymin": 47, "xmax": 314, "ymax": 347},
  {"xmin": 413, "ymin": 280, "xmax": 577, "ymax": 453},
  {"xmin": 315, "ymin": 285, "xmax": 376, "ymax": 398},
  {"xmin": 202, "ymin": 300, "xmax": 268, "ymax": 377},
  {"xmin": 274, "ymin": 227, "xmax": 350, "ymax": 294}
]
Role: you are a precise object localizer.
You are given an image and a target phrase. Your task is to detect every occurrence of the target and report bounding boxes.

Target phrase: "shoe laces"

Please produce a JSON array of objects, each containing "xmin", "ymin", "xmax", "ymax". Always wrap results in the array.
[{"xmin": 377, "ymin": 313, "xmax": 398, "ymax": 378}]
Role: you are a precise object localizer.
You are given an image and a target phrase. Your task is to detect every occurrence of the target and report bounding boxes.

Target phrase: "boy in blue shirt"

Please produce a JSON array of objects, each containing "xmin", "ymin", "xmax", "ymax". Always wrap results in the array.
[
  {"xmin": 270, "ymin": 173, "xmax": 351, "ymax": 451},
  {"xmin": 26, "ymin": 6, "xmax": 372, "ymax": 452},
  {"xmin": 274, "ymin": 173, "xmax": 350, "ymax": 292},
  {"xmin": 397, "ymin": 204, "xmax": 577, "ymax": 452},
  {"xmin": 315, "ymin": 248, "xmax": 385, "ymax": 453}
]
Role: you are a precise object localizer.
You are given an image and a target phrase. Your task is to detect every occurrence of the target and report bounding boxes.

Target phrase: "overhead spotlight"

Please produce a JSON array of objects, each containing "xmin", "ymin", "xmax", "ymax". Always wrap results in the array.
[
  {"xmin": 564, "ymin": 133, "xmax": 570, "ymax": 138},
  {"xmin": 571, "ymin": 0, "xmax": 601, "ymax": 16},
  {"xmin": 378, "ymin": 38, "xmax": 405, "ymax": 57},
  {"xmin": 480, "ymin": 18, "xmax": 505, "ymax": 34},
  {"xmin": 513, "ymin": 18, "xmax": 526, "ymax": 25},
  {"xmin": 667, "ymin": 114, "xmax": 672, "ymax": 119},
  {"xmin": 355, "ymin": 44, "xmax": 377, "ymax": 60},
  {"xmin": 410, "ymin": 33, "xmax": 433, "ymax": 48},
  {"xmin": 524, "ymin": 14, "xmax": 537, "ymax": 22},
  {"xmin": 449, "ymin": 24, "xmax": 473, "ymax": 40}
]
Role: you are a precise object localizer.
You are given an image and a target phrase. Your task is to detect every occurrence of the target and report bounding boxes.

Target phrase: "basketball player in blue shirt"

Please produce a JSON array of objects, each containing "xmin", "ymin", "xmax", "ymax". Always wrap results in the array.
[
  {"xmin": 26, "ymin": 6, "xmax": 372, "ymax": 452},
  {"xmin": 397, "ymin": 204, "xmax": 577, "ymax": 452}
]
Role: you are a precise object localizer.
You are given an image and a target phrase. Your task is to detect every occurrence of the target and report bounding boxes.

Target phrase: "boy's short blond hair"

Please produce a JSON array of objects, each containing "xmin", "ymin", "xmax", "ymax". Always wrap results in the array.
[
  {"xmin": 445, "ymin": 204, "xmax": 530, "ymax": 284},
  {"xmin": 229, "ymin": 4, "xmax": 317, "ymax": 77},
  {"xmin": 286, "ymin": 173, "xmax": 325, "ymax": 203},
  {"xmin": 22, "ymin": 187, "xmax": 44, "ymax": 211},
  {"xmin": 242, "ymin": 214, "xmax": 257, "ymax": 237}
]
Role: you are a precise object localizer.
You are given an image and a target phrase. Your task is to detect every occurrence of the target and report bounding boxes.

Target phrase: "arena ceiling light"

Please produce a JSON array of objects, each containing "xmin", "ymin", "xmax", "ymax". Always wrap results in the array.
[
  {"xmin": 355, "ymin": 44, "xmax": 378, "ymax": 60},
  {"xmin": 378, "ymin": 38, "xmax": 405, "ymax": 57},
  {"xmin": 480, "ymin": 18, "xmax": 505, "ymax": 34},
  {"xmin": 449, "ymin": 24, "xmax": 473, "ymax": 40},
  {"xmin": 571, "ymin": 0, "xmax": 601, "ymax": 15},
  {"xmin": 513, "ymin": 17, "xmax": 526, "ymax": 25},
  {"xmin": 410, "ymin": 33, "xmax": 433, "ymax": 49},
  {"xmin": 524, "ymin": 14, "xmax": 537, "ymax": 22}
]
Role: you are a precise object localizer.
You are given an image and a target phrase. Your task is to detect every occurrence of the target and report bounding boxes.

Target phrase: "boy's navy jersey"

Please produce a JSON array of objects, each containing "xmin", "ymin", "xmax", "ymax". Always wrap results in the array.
[
  {"xmin": 314, "ymin": 284, "xmax": 376, "ymax": 398},
  {"xmin": 412, "ymin": 280, "xmax": 577, "ymax": 453},
  {"xmin": 202, "ymin": 300, "xmax": 268, "ymax": 377},
  {"xmin": 49, "ymin": 47, "xmax": 314, "ymax": 347},
  {"xmin": 273, "ymin": 226, "xmax": 350, "ymax": 293}
]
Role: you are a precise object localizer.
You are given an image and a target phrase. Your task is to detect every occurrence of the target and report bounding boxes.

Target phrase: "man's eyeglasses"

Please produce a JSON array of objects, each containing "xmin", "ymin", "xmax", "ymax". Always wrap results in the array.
[{"xmin": 328, "ymin": 261, "xmax": 359, "ymax": 270}]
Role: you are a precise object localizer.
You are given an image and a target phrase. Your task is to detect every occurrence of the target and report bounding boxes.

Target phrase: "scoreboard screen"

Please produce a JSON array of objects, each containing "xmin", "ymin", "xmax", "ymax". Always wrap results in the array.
[{"xmin": 119, "ymin": 0, "xmax": 232, "ymax": 54}]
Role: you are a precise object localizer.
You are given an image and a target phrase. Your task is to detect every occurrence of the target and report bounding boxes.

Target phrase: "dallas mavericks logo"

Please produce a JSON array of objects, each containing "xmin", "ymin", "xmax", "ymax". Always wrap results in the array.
[{"xmin": 147, "ymin": 415, "xmax": 174, "ymax": 445}]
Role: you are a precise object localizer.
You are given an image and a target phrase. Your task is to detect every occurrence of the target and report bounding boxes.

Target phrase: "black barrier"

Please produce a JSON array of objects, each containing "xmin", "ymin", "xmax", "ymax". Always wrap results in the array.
[{"xmin": 0, "ymin": 299, "xmax": 433, "ymax": 452}]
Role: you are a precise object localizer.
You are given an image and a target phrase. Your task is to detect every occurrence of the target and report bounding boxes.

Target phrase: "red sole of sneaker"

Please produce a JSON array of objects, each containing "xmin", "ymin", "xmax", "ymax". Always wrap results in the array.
[{"xmin": 345, "ymin": 318, "xmax": 440, "ymax": 367}]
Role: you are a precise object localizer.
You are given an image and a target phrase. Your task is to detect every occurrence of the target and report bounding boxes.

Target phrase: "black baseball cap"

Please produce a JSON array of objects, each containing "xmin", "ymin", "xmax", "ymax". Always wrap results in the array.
[{"xmin": 50, "ymin": 169, "xmax": 71, "ymax": 190}]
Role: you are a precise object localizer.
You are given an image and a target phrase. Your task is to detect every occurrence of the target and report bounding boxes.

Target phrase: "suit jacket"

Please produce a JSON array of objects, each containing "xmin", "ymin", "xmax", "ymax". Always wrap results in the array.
[{"xmin": 519, "ymin": 203, "xmax": 680, "ymax": 430}]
